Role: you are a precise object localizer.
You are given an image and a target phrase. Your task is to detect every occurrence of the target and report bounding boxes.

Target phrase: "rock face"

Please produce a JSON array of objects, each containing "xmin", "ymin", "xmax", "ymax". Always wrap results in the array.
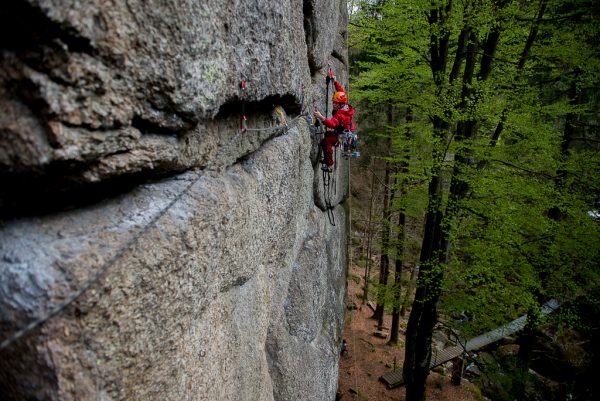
[
  {"xmin": 0, "ymin": 0, "xmax": 348, "ymax": 188},
  {"xmin": 0, "ymin": 1, "xmax": 349, "ymax": 400}
]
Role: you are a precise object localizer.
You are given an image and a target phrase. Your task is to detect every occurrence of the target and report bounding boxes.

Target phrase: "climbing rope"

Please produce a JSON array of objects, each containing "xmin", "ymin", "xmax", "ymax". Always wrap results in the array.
[
  {"xmin": 347, "ymin": 148, "xmax": 352, "ymax": 262},
  {"xmin": 244, "ymin": 113, "xmax": 305, "ymax": 134},
  {"xmin": 351, "ymin": 293, "xmax": 360, "ymax": 399},
  {"xmin": 333, "ymin": 143, "xmax": 338, "ymax": 196},
  {"xmin": 1, "ymin": 58, "xmax": 329, "ymax": 351},
  {"xmin": 321, "ymin": 149, "xmax": 337, "ymax": 226},
  {"xmin": 323, "ymin": 168, "xmax": 336, "ymax": 226},
  {"xmin": 0, "ymin": 173, "xmax": 203, "ymax": 351},
  {"xmin": 0, "ymin": 107, "xmax": 312, "ymax": 352},
  {"xmin": 1, "ymin": 104, "xmax": 313, "ymax": 352},
  {"xmin": 346, "ymin": 152, "xmax": 358, "ymax": 396},
  {"xmin": 244, "ymin": 124, "xmax": 289, "ymax": 133},
  {"xmin": 313, "ymin": 120, "xmax": 334, "ymax": 226},
  {"xmin": 342, "ymin": 66, "xmax": 360, "ymax": 397},
  {"xmin": 323, "ymin": 148, "xmax": 338, "ymax": 227}
]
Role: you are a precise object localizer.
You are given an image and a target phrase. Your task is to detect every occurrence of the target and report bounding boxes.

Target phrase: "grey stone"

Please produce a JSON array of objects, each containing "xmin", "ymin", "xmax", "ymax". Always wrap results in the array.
[
  {"xmin": 0, "ymin": 1, "xmax": 349, "ymax": 400},
  {"xmin": 0, "ymin": 0, "xmax": 348, "ymax": 185},
  {"xmin": 0, "ymin": 122, "xmax": 348, "ymax": 401}
]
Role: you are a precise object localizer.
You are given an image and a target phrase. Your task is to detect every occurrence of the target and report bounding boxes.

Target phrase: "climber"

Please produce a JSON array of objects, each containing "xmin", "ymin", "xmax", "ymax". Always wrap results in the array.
[{"xmin": 313, "ymin": 74, "xmax": 355, "ymax": 172}]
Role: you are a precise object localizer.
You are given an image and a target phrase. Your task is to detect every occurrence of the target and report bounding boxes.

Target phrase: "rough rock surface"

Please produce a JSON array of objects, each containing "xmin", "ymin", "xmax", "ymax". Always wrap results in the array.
[
  {"xmin": 0, "ymin": 120, "xmax": 348, "ymax": 401},
  {"xmin": 0, "ymin": 0, "xmax": 350, "ymax": 400},
  {"xmin": 0, "ymin": 0, "xmax": 348, "ymax": 188}
]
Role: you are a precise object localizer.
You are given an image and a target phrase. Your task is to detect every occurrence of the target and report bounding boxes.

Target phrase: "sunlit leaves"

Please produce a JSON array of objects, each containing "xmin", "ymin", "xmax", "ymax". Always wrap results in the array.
[{"xmin": 350, "ymin": 0, "xmax": 600, "ymax": 342}]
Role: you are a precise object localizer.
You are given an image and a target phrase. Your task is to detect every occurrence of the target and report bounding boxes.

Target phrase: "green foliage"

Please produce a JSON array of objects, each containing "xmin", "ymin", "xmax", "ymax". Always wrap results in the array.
[
  {"xmin": 350, "ymin": 1, "xmax": 600, "ymax": 386},
  {"xmin": 474, "ymin": 350, "xmax": 574, "ymax": 401}
]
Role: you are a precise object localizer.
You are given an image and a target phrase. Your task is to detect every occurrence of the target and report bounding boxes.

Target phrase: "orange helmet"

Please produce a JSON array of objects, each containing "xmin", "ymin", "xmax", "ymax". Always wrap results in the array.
[{"xmin": 332, "ymin": 91, "xmax": 347, "ymax": 104}]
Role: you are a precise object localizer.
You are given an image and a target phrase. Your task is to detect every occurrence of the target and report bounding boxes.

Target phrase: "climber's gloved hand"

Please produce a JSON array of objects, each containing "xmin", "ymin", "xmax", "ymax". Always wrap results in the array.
[{"xmin": 313, "ymin": 109, "xmax": 325, "ymax": 122}]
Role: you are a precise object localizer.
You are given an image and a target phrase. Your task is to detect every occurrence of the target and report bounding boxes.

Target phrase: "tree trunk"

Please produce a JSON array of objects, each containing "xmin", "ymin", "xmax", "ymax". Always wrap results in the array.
[
  {"xmin": 403, "ymin": 169, "xmax": 445, "ymax": 401},
  {"xmin": 451, "ymin": 357, "xmax": 465, "ymax": 386},
  {"xmin": 373, "ymin": 105, "xmax": 395, "ymax": 328},
  {"xmin": 404, "ymin": 0, "xmax": 509, "ymax": 398},
  {"xmin": 485, "ymin": 0, "xmax": 548, "ymax": 152},
  {"xmin": 373, "ymin": 161, "xmax": 392, "ymax": 328},
  {"xmin": 516, "ymin": 311, "xmax": 541, "ymax": 399},
  {"xmin": 404, "ymin": 2, "xmax": 453, "ymax": 399},
  {"xmin": 400, "ymin": 263, "xmax": 417, "ymax": 318},
  {"xmin": 363, "ymin": 160, "xmax": 376, "ymax": 304},
  {"xmin": 389, "ymin": 108, "xmax": 411, "ymax": 345},
  {"xmin": 388, "ymin": 207, "xmax": 406, "ymax": 345}
]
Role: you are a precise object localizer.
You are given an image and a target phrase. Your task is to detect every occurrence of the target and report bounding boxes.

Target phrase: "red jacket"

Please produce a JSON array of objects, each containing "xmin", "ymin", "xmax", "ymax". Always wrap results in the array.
[{"xmin": 323, "ymin": 81, "xmax": 355, "ymax": 133}]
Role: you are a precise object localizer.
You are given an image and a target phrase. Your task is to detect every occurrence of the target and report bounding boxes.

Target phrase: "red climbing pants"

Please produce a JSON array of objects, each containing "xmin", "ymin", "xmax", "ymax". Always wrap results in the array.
[{"xmin": 321, "ymin": 133, "xmax": 338, "ymax": 169}]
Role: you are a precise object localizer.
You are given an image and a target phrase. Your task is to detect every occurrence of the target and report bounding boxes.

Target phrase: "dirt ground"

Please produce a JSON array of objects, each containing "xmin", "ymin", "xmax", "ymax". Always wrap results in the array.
[{"xmin": 336, "ymin": 264, "xmax": 481, "ymax": 401}]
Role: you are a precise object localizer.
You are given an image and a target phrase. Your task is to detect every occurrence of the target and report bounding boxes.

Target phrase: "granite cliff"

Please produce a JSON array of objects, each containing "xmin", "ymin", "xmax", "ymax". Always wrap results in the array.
[{"xmin": 0, "ymin": 1, "xmax": 349, "ymax": 400}]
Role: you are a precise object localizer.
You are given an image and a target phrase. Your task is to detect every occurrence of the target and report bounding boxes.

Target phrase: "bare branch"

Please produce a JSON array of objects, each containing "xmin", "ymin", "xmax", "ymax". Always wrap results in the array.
[{"xmin": 489, "ymin": 159, "xmax": 554, "ymax": 179}]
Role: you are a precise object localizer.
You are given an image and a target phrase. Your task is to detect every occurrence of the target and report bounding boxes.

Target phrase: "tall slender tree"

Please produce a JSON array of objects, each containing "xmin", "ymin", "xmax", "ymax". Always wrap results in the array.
[{"xmin": 349, "ymin": 1, "xmax": 600, "ymax": 399}]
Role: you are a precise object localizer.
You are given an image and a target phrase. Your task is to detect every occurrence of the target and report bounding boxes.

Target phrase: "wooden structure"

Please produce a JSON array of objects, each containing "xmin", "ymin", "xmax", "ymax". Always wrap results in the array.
[{"xmin": 379, "ymin": 299, "xmax": 560, "ymax": 389}]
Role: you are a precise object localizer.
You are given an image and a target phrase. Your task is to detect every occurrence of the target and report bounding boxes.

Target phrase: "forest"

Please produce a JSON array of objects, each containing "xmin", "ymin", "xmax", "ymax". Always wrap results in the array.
[{"xmin": 345, "ymin": 1, "xmax": 600, "ymax": 400}]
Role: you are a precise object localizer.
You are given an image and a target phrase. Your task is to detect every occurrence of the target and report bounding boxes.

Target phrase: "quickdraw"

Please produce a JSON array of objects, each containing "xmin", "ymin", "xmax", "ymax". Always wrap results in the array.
[
  {"xmin": 238, "ymin": 77, "xmax": 292, "ymax": 134},
  {"xmin": 240, "ymin": 77, "xmax": 247, "ymax": 132}
]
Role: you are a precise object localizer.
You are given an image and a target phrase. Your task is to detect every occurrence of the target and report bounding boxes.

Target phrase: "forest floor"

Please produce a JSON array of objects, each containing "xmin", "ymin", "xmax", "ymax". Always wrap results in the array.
[{"xmin": 336, "ymin": 263, "xmax": 482, "ymax": 401}]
